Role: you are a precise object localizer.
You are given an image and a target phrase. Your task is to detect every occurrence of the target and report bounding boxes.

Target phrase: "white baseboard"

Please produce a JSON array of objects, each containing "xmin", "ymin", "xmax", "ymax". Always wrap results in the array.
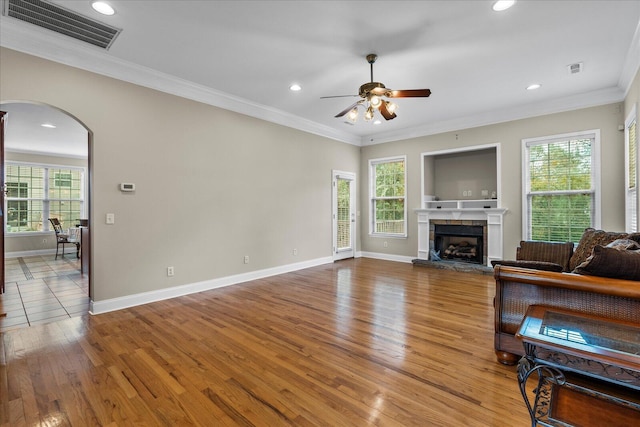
[
  {"xmin": 5, "ymin": 248, "xmax": 74, "ymax": 258},
  {"xmin": 90, "ymin": 256, "xmax": 334, "ymax": 315}
]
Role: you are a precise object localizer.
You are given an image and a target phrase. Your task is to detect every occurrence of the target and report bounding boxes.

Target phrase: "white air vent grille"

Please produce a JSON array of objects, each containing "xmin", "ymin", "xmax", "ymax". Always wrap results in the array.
[
  {"xmin": 568, "ymin": 62, "xmax": 583, "ymax": 75},
  {"xmin": 3, "ymin": 0, "xmax": 121, "ymax": 49}
]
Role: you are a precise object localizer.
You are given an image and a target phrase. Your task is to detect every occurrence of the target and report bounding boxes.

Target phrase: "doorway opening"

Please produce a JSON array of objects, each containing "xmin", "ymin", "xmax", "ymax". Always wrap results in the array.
[
  {"xmin": 1, "ymin": 102, "xmax": 92, "ymax": 331},
  {"xmin": 333, "ymin": 170, "xmax": 356, "ymax": 261}
]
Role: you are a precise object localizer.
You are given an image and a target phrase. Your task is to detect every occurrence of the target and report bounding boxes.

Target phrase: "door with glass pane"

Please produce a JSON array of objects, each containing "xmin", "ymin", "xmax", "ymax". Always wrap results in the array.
[{"xmin": 333, "ymin": 171, "xmax": 356, "ymax": 261}]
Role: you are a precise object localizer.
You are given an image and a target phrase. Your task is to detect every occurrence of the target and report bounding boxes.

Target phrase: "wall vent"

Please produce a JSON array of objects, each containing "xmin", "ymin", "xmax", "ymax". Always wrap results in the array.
[
  {"xmin": 2, "ymin": 0, "xmax": 121, "ymax": 49},
  {"xmin": 567, "ymin": 62, "xmax": 583, "ymax": 75}
]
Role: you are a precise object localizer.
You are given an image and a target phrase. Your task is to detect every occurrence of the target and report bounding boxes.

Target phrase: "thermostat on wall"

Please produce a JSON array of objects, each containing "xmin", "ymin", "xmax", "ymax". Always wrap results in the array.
[{"xmin": 120, "ymin": 183, "xmax": 136, "ymax": 192}]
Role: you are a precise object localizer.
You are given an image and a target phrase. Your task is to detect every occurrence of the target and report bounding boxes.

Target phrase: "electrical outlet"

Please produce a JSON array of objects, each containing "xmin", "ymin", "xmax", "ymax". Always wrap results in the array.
[
  {"xmin": 106, "ymin": 213, "xmax": 115, "ymax": 224},
  {"xmin": 167, "ymin": 266, "xmax": 174, "ymax": 277},
  {"xmin": 293, "ymin": 248, "xmax": 298, "ymax": 256},
  {"xmin": 468, "ymin": 190, "xmax": 472, "ymax": 197},
  {"xmin": 244, "ymin": 255, "xmax": 250, "ymax": 264},
  {"xmin": 383, "ymin": 241, "xmax": 388, "ymax": 248}
]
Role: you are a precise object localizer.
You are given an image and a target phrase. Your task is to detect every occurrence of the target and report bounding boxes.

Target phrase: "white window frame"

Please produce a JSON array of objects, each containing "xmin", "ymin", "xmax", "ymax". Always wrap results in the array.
[
  {"xmin": 4, "ymin": 160, "xmax": 87, "ymax": 235},
  {"xmin": 521, "ymin": 129, "xmax": 601, "ymax": 242},
  {"xmin": 625, "ymin": 104, "xmax": 637, "ymax": 233},
  {"xmin": 369, "ymin": 155, "xmax": 407, "ymax": 238}
]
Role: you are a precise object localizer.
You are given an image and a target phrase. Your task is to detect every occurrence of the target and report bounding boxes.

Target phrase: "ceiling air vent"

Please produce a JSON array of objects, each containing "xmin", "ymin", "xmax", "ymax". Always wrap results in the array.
[
  {"xmin": 3, "ymin": 0, "xmax": 121, "ymax": 49},
  {"xmin": 567, "ymin": 62, "xmax": 583, "ymax": 75}
]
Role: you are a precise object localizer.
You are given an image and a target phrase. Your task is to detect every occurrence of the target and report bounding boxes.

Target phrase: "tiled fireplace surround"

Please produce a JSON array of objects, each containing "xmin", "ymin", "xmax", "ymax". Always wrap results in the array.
[{"xmin": 415, "ymin": 207, "xmax": 507, "ymax": 267}]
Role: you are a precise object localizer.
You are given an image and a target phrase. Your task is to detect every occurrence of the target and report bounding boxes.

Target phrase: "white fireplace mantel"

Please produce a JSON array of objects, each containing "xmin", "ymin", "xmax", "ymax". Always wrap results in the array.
[{"xmin": 415, "ymin": 207, "xmax": 508, "ymax": 267}]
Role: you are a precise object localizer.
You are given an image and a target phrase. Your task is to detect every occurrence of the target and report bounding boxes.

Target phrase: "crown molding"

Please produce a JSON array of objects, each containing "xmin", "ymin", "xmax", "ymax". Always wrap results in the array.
[
  {"xmin": 619, "ymin": 17, "xmax": 640, "ymax": 96},
  {"xmin": 360, "ymin": 86, "xmax": 626, "ymax": 146},
  {"xmin": 3, "ymin": 15, "xmax": 638, "ymax": 149},
  {"xmin": 0, "ymin": 18, "xmax": 362, "ymax": 146}
]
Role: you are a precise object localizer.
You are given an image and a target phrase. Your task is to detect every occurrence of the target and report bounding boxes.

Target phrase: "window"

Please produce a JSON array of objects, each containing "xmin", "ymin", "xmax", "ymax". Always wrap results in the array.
[
  {"xmin": 370, "ymin": 156, "xmax": 407, "ymax": 237},
  {"xmin": 625, "ymin": 106, "xmax": 637, "ymax": 232},
  {"xmin": 522, "ymin": 130, "xmax": 600, "ymax": 243},
  {"xmin": 5, "ymin": 162, "xmax": 85, "ymax": 233}
]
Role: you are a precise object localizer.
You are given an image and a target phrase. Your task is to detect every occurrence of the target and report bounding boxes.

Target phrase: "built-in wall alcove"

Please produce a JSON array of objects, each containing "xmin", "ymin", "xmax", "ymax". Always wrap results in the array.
[
  {"xmin": 422, "ymin": 144, "xmax": 499, "ymax": 207},
  {"xmin": 415, "ymin": 143, "xmax": 507, "ymax": 266}
]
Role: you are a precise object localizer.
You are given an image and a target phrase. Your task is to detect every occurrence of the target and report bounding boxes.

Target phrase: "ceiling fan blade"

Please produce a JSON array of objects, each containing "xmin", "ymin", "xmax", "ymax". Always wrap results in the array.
[
  {"xmin": 320, "ymin": 94, "xmax": 359, "ymax": 99},
  {"xmin": 386, "ymin": 89, "xmax": 431, "ymax": 98},
  {"xmin": 335, "ymin": 101, "xmax": 361, "ymax": 118},
  {"xmin": 378, "ymin": 102, "xmax": 397, "ymax": 120}
]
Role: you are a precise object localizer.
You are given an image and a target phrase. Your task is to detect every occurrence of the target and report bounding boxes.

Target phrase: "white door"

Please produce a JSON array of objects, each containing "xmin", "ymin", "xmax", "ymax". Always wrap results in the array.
[{"xmin": 332, "ymin": 171, "xmax": 356, "ymax": 261}]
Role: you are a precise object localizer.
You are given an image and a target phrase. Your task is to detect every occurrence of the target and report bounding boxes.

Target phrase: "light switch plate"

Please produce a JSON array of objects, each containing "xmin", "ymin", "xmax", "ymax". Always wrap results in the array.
[{"xmin": 106, "ymin": 213, "xmax": 115, "ymax": 224}]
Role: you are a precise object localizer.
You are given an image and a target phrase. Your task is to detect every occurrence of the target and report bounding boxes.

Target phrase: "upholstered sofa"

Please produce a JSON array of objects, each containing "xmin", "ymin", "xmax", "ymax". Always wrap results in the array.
[{"xmin": 493, "ymin": 228, "xmax": 640, "ymax": 365}]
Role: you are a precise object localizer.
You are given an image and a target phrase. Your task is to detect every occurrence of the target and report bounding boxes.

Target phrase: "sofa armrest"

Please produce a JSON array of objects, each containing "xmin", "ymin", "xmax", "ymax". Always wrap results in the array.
[
  {"xmin": 491, "ymin": 259, "xmax": 564, "ymax": 272},
  {"xmin": 493, "ymin": 265, "xmax": 640, "ymax": 364}
]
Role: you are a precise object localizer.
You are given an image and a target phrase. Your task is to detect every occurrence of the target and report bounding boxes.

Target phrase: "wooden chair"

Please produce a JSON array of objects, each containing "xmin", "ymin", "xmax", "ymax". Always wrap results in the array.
[{"xmin": 49, "ymin": 218, "xmax": 80, "ymax": 260}]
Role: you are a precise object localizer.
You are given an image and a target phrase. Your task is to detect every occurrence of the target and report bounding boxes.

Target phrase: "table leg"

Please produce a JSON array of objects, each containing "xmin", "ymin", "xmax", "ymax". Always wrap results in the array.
[{"xmin": 517, "ymin": 354, "xmax": 566, "ymax": 427}]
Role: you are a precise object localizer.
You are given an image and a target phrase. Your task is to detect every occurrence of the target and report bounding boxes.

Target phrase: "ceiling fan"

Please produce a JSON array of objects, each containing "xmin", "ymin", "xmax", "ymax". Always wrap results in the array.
[{"xmin": 321, "ymin": 54, "xmax": 431, "ymax": 122}]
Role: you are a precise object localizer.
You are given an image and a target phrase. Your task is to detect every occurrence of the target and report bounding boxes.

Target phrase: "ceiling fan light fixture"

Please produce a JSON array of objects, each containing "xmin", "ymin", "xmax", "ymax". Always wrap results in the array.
[
  {"xmin": 347, "ymin": 108, "xmax": 359, "ymax": 122},
  {"xmin": 386, "ymin": 101, "xmax": 398, "ymax": 113},
  {"xmin": 364, "ymin": 106, "xmax": 374, "ymax": 121},
  {"xmin": 369, "ymin": 95, "xmax": 382, "ymax": 108}
]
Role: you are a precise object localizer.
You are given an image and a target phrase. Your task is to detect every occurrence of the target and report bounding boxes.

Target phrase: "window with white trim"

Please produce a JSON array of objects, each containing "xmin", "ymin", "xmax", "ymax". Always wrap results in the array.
[
  {"xmin": 625, "ymin": 106, "xmax": 637, "ymax": 232},
  {"xmin": 370, "ymin": 156, "xmax": 407, "ymax": 237},
  {"xmin": 522, "ymin": 130, "xmax": 600, "ymax": 243},
  {"xmin": 5, "ymin": 162, "xmax": 85, "ymax": 233}
]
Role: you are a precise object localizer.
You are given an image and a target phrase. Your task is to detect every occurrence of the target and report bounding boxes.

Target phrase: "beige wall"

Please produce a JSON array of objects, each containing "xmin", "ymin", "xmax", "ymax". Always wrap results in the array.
[
  {"xmin": 4, "ymin": 151, "xmax": 88, "ymax": 253},
  {"xmin": 360, "ymin": 103, "xmax": 626, "ymax": 259},
  {"xmin": 1, "ymin": 46, "xmax": 635, "ymax": 304},
  {"xmin": 432, "ymin": 148, "xmax": 497, "ymax": 201},
  {"xmin": 1, "ymin": 47, "xmax": 360, "ymax": 301}
]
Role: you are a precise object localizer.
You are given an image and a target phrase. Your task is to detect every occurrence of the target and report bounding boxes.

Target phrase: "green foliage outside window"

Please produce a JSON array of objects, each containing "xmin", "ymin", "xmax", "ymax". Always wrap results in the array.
[
  {"xmin": 373, "ymin": 159, "xmax": 405, "ymax": 235},
  {"xmin": 528, "ymin": 138, "xmax": 593, "ymax": 243},
  {"xmin": 5, "ymin": 164, "xmax": 84, "ymax": 233}
]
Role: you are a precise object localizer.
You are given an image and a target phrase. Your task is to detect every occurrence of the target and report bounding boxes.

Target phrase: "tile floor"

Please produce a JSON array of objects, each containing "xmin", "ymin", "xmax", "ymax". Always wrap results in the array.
[{"xmin": 1, "ymin": 255, "xmax": 90, "ymax": 332}]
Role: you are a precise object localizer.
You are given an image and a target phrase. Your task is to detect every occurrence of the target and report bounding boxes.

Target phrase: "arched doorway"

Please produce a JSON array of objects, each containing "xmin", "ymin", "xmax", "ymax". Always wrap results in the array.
[{"xmin": 0, "ymin": 101, "xmax": 92, "ymax": 330}]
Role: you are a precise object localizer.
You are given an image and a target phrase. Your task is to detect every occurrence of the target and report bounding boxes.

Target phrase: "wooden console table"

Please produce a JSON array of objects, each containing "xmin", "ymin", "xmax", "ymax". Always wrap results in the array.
[{"xmin": 516, "ymin": 305, "xmax": 640, "ymax": 427}]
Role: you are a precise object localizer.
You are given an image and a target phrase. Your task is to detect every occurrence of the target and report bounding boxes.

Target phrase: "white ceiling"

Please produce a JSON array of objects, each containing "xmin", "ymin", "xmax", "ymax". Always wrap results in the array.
[{"xmin": 1, "ymin": 0, "xmax": 640, "ymax": 153}]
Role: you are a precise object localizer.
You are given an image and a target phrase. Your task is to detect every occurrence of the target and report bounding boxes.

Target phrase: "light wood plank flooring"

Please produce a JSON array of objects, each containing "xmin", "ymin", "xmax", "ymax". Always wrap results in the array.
[{"xmin": 0, "ymin": 258, "xmax": 529, "ymax": 426}]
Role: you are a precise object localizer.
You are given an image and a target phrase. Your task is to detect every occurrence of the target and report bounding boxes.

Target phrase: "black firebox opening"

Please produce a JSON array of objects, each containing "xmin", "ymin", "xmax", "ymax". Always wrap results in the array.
[{"xmin": 434, "ymin": 224, "xmax": 484, "ymax": 264}]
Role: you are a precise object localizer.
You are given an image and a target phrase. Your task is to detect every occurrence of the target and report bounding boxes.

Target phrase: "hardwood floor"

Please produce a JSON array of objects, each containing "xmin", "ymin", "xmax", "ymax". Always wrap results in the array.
[{"xmin": 0, "ymin": 258, "xmax": 529, "ymax": 426}]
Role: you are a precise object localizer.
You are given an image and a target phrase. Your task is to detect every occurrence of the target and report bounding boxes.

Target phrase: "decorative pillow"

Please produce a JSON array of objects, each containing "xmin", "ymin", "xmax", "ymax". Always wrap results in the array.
[
  {"xmin": 573, "ymin": 245, "xmax": 640, "ymax": 280},
  {"xmin": 569, "ymin": 228, "xmax": 630, "ymax": 271},
  {"xmin": 606, "ymin": 239, "xmax": 640, "ymax": 250},
  {"xmin": 517, "ymin": 240, "xmax": 574, "ymax": 271}
]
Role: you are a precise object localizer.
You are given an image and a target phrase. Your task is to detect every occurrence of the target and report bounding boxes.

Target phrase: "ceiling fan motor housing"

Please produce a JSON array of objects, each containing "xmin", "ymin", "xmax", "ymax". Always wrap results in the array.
[{"xmin": 359, "ymin": 82, "xmax": 386, "ymax": 98}]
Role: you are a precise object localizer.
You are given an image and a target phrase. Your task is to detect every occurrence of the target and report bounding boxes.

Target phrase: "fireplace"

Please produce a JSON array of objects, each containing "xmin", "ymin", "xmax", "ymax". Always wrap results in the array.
[
  {"xmin": 416, "ymin": 206, "xmax": 507, "ymax": 267},
  {"xmin": 433, "ymin": 224, "xmax": 484, "ymax": 264}
]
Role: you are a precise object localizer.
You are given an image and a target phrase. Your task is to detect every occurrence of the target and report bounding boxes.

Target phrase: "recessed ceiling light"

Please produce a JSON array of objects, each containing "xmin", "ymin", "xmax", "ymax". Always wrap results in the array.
[
  {"xmin": 526, "ymin": 83, "xmax": 541, "ymax": 91},
  {"xmin": 91, "ymin": 1, "xmax": 115, "ymax": 16},
  {"xmin": 492, "ymin": 1, "xmax": 516, "ymax": 12},
  {"xmin": 41, "ymin": 123, "xmax": 57, "ymax": 128},
  {"xmin": 289, "ymin": 84, "xmax": 302, "ymax": 91}
]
